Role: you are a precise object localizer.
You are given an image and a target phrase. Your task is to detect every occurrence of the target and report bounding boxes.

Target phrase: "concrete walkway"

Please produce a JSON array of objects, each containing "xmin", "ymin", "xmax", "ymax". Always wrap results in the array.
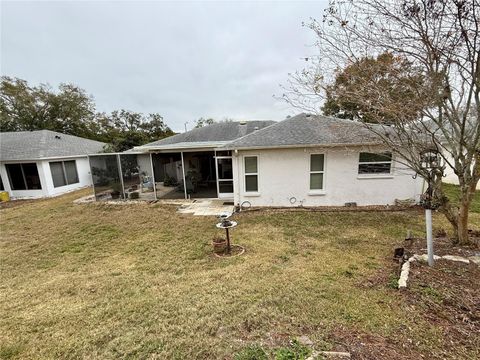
[{"xmin": 176, "ymin": 199, "xmax": 234, "ymax": 216}]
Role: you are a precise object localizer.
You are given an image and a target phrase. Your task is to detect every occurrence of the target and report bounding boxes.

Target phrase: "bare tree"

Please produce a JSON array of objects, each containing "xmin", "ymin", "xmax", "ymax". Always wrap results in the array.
[{"xmin": 282, "ymin": 0, "xmax": 480, "ymax": 245}]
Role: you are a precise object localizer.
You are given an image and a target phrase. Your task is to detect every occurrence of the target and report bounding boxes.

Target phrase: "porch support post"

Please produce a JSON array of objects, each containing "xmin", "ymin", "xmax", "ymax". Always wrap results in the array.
[
  {"xmin": 214, "ymin": 150, "xmax": 220, "ymax": 199},
  {"xmin": 180, "ymin": 151, "xmax": 187, "ymax": 200},
  {"xmin": 117, "ymin": 154, "xmax": 126, "ymax": 200},
  {"xmin": 87, "ymin": 155, "xmax": 96, "ymax": 200},
  {"xmin": 149, "ymin": 153, "xmax": 157, "ymax": 200}
]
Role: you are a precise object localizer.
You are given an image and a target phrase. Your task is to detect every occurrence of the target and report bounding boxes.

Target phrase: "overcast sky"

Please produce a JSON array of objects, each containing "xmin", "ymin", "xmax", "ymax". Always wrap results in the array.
[{"xmin": 1, "ymin": 0, "xmax": 326, "ymax": 132}]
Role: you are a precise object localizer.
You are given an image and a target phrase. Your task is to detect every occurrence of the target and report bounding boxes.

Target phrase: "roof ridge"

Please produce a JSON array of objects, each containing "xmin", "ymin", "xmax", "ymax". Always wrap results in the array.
[{"xmin": 224, "ymin": 114, "xmax": 305, "ymax": 146}]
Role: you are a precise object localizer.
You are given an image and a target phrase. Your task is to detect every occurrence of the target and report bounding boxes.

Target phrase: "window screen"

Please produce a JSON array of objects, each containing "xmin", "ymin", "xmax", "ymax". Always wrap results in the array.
[
  {"xmin": 49, "ymin": 160, "xmax": 79, "ymax": 188},
  {"xmin": 64, "ymin": 161, "xmax": 79, "ymax": 184},
  {"xmin": 50, "ymin": 162, "xmax": 67, "ymax": 187}
]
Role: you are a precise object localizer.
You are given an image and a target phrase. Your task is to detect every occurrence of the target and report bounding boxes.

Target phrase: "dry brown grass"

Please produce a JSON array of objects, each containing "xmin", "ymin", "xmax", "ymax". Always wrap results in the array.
[{"xmin": 0, "ymin": 189, "xmax": 478, "ymax": 359}]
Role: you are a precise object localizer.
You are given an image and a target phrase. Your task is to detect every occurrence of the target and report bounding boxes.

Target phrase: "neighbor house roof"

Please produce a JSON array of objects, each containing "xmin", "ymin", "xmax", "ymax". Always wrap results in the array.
[
  {"xmin": 135, "ymin": 120, "xmax": 276, "ymax": 151},
  {"xmin": 222, "ymin": 113, "xmax": 385, "ymax": 150},
  {"xmin": 0, "ymin": 130, "xmax": 106, "ymax": 161}
]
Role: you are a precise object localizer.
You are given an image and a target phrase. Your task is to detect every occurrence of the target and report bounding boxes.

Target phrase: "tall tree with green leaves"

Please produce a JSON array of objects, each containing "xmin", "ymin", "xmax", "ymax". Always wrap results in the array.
[
  {"xmin": 0, "ymin": 76, "xmax": 96, "ymax": 136},
  {"xmin": 0, "ymin": 76, "xmax": 174, "ymax": 152}
]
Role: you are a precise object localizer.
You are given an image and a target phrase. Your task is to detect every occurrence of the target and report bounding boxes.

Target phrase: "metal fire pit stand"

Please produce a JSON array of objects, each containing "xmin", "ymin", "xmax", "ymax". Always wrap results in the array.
[{"xmin": 216, "ymin": 220, "xmax": 237, "ymax": 254}]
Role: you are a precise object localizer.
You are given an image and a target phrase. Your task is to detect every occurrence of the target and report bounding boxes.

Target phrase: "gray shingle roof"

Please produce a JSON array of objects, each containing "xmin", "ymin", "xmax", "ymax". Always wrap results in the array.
[
  {"xmin": 222, "ymin": 113, "xmax": 384, "ymax": 149},
  {"xmin": 139, "ymin": 120, "xmax": 276, "ymax": 149},
  {"xmin": 0, "ymin": 130, "xmax": 106, "ymax": 161}
]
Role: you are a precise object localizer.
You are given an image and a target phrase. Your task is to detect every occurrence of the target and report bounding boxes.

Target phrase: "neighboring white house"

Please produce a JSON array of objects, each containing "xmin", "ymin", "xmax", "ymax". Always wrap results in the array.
[
  {"xmin": 442, "ymin": 152, "xmax": 480, "ymax": 189},
  {"xmin": 0, "ymin": 130, "xmax": 105, "ymax": 199},
  {"xmin": 112, "ymin": 114, "xmax": 424, "ymax": 206}
]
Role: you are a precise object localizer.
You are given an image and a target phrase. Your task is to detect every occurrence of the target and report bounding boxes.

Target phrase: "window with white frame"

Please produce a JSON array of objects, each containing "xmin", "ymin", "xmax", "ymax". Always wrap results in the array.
[
  {"xmin": 50, "ymin": 160, "xmax": 79, "ymax": 187},
  {"xmin": 358, "ymin": 152, "xmax": 392, "ymax": 174},
  {"xmin": 309, "ymin": 154, "xmax": 325, "ymax": 190},
  {"xmin": 244, "ymin": 156, "xmax": 258, "ymax": 192}
]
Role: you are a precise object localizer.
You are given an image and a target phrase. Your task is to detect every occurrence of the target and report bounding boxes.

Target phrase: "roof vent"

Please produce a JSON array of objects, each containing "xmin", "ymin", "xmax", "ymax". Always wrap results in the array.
[
  {"xmin": 305, "ymin": 114, "xmax": 311, "ymax": 117},
  {"xmin": 254, "ymin": 126, "xmax": 259, "ymax": 130},
  {"xmin": 55, "ymin": 135, "xmax": 61, "ymax": 139},
  {"xmin": 239, "ymin": 120, "xmax": 247, "ymax": 125}
]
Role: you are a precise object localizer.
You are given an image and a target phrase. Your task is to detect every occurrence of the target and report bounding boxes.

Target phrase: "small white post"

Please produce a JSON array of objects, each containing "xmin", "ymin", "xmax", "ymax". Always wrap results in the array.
[{"xmin": 425, "ymin": 208, "xmax": 434, "ymax": 266}]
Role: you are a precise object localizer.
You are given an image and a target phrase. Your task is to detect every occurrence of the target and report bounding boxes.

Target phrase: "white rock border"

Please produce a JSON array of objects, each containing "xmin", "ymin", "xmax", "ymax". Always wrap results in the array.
[{"xmin": 398, "ymin": 253, "xmax": 476, "ymax": 289}]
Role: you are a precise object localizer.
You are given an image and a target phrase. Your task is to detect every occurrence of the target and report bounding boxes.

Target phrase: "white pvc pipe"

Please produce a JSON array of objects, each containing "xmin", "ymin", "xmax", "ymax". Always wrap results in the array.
[{"xmin": 426, "ymin": 209, "xmax": 434, "ymax": 266}]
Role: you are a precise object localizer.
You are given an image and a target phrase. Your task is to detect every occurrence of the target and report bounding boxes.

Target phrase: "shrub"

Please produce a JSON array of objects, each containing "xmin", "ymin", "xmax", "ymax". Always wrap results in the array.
[{"xmin": 234, "ymin": 344, "xmax": 268, "ymax": 360}]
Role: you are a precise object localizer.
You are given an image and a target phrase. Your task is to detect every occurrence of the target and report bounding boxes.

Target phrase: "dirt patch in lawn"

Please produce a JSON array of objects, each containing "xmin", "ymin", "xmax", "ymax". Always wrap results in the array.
[
  {"xmin": 333, "ymin": 235, "xmax": 480, "ymax": 359},
  {"xmin": 329, "ymin": 326, "xmax": 422, "ymax": 360},
  {"xmin": 405, "ymin": 232, "xmax": 480, "ymax": 258},
  {"xmin": 402, "ymin": 259, "xmax": 480, "ymax": 358}
]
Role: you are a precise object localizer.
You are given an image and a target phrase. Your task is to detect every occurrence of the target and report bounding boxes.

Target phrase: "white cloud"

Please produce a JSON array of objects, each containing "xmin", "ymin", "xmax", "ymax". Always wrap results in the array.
[{"xmin": 1, "ymin": 0, "xmax": 327, "ymax": 132}]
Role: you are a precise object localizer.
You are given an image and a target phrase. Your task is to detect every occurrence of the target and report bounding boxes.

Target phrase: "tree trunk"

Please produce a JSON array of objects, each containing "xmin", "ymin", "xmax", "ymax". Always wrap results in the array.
[{"xmin": 436, "ymin": 179, "xmax": 475, "ymax": 246}]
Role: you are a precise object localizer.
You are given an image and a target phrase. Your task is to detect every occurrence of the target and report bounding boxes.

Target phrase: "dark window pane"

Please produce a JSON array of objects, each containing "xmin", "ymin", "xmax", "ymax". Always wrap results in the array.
[
  {"xmin": 64, "ymin": 161, "xmax": 79, "ymax": 184},
  {"xmin": 245, "ymin": 157, "xmax": 257, "ymax": 173},
  {"xmin": 22, "ymin": 163, "xmax": 41, "ymax": 189},
  {"xmin": 219, "ymin": 181, "xmax": 233, "ymax": 193},
  {"xmin": 0, "ymin": 176, "xmax": 3, "ymax": 191},
  {"xmin": 6, "ymin": 164, "xmax": 26, "ymax": 190},
  {"xmin": 310, "ymin": 154, "xmax": 324, "ymax": 171},
  {"xmin": 217, "ymin": 158, "xmax": 233, "ymax": 180},
  {"xmin": 310, "ymin": 173, "xmax": 323, "ymax": 190},
  {"xmin": 50, "ymin": 162, "xmax": 66, "ymax": 187},
  {"xmin": 216, "ymin": 151, "xmax": 231, "ymax": 156},
  {"xmin": 245, "ymin": 175, "xmax": 258, "ymax": 192},
  {"xmin": 359, "ymin": 152, "xmax": 392, "ymax": 163},
  {"xmin": 358, "ymin": 163, "xmax": 392, "ymax": 174}
]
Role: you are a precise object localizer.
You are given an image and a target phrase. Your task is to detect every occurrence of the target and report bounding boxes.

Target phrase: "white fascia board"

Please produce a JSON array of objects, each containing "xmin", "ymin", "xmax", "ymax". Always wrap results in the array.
[{"xmin": 220, "ymin": 142, "xmax": 384, "ymax": 151}]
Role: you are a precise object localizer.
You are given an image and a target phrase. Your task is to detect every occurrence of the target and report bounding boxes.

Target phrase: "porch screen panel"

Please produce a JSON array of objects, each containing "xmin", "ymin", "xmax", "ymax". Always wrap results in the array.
[
  {"xmin": 120, "ymin": 154, "xmax": 140, "ymax": 196},
  {"xmin": 89, "ymin": 155, "xmax": 122, "ymax": 201}
]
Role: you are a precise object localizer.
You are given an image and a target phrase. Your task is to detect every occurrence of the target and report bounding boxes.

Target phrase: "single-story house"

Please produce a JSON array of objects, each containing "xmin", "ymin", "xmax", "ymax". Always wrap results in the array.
[
  {"xmin": 0, "ymin": 130, "xmax": 105, "ymax": 199},
  {"xmin": 90, "ymin": 114, "xmax": 424, "ymax": 206}
]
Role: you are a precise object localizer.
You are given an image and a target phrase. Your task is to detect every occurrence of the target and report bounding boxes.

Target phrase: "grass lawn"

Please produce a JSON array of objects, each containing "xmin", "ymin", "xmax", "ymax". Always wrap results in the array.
[
  {"xmin": 442, "ymin": 182, "xmax": 480, "ymax": 213},
  {"xmin": 0, "ymin": 189, "xmax": 479, "ymax": 359}
]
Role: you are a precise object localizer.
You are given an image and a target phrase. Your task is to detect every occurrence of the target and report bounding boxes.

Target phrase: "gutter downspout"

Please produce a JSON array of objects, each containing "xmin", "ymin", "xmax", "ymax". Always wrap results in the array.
[{"xmin": 181, "ymin": 151, "xmax": 187, "ymax": 200}]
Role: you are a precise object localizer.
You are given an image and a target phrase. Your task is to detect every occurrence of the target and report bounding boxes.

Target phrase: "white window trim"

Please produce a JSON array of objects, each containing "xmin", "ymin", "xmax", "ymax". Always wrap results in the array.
[
  {"xmin": 357, "ymin": 152, "xmax": 393, "ymax": 178},
  {"xmin": 243, "ymin": 155, "xmax": 259, "ymax": 194},
  {"xmin": 309, "ymin": 153, "xmax": 326, "ymax": 195}
]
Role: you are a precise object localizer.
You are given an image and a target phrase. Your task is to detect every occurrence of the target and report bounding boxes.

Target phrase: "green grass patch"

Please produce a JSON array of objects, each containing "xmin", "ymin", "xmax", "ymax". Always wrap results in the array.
[
  {"xmin": 442, "ymin": 183, "xmax": 480, "ymax": 213},
  {"xmin": 0, "ymin": 189, "xmax": 478, "ymax": 359}
]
